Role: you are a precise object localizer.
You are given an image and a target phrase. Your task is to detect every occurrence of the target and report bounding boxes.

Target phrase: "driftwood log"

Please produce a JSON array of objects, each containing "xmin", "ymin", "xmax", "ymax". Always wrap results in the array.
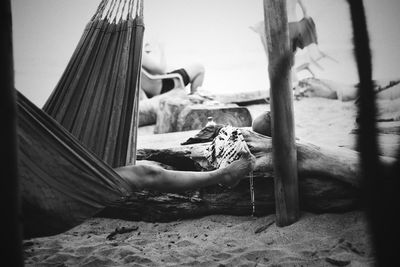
[
  {"xmin": 139, "ymin": 89, "xmax": 253, "ymax": 134},
  {"xmin": 138, "ymin": 89, "xmax": 264, "ymax": 128},
  {"xmin": 138, "ymin": 91, "xmax": 164, "ymax": 127},
  {"xmin": 100, "ymin": 128, "xmax": 396, "ymax": 222},
  {"xmin": 154, "ymin": 100, "xmax": 252, "ymax": 134}
]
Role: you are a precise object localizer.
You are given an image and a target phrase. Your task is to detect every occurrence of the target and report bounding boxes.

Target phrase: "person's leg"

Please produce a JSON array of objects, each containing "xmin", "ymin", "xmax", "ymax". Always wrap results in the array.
[
  {"xmin": 115, "ymin": 152, "xmax": 255, "ymax": 193},
  {"xmin": 183, "ymin": 63, "xmax": 205, "ymax": 94}
]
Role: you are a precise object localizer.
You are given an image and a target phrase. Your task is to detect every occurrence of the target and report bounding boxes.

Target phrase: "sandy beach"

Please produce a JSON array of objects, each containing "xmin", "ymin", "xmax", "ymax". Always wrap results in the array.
[
  {"xmin": 24, "ymin": 212, "xmax": 374, "ymax": 266},
  {"xmin": 11, "ymin": 0, "xmax": 400, "ymax": 266},
  {"xmin": 23, "ymin": 91, "xmax": 400, "ymax": 266}
]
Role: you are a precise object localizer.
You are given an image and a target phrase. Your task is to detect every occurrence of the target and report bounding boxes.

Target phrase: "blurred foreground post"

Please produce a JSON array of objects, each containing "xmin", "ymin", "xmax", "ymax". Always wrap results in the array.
[
  {"xmin": 0, "ymin": 0, "xmax": 23, "ymax": 264},
  {"xmin": 263, "ymin": 0, "xmax": 299, "ymax": 226},
  {"xmin": 347, "ymin": 0, "xmax": 399, "ymax": 265}
]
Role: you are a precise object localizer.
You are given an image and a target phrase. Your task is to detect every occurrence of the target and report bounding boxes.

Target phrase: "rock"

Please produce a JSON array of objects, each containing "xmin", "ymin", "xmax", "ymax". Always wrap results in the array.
[{"xmin": 154, "ymin": 94, "xmax": 252, "ymax": 134}]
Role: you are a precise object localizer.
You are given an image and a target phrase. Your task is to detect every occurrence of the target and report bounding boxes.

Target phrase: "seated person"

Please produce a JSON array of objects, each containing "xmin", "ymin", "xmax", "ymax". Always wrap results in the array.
[
  {"xmin": 141, "ymin": 41, "xmax": 205, "ymax": 97},
  {"xmin": 115, "ymin": 150, "xmax": 255, "ymax": 193}
]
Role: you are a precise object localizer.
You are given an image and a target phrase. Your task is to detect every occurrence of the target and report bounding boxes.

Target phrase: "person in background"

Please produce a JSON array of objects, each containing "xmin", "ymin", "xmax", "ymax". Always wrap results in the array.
[
  {"xmin": 141, "ymin": 41, "xmax": 205, "ymax": 97},
  {"xmin": 251, "ymin": 0, "xmax": 319, "ymax": 135}
]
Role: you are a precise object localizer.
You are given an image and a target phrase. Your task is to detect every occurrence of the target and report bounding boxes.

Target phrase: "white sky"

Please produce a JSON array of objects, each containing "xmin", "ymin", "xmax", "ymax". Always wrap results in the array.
[{"xmin": 11, "ymin": 0, "xmax": 400, "ymax": 107}]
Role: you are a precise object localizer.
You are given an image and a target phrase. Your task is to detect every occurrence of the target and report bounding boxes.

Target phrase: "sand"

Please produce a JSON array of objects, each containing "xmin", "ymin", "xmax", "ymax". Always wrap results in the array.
[
  {"xmin": 23, "ymin": 95, "xmax": 394, "ymax": 266},
  {"xmin": 23, "ymin": 212, "xmax": 374, "ymax": 266},
  {"xmin": 13, "ymin": 0, "xmax": 400, "ymax": 265}
]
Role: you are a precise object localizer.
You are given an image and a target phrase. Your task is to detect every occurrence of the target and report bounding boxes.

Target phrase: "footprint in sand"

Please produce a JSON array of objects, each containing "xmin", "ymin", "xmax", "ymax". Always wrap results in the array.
[
  {"xmin": 227, "ymin": 247, "xmax": 248, "ymax": 254},
  {"xmin": 212, "ymin": 252, "xmax": 233, "ymax": 260},
  {"xmin": 123, "ymin": 255, "xmax": 154, "ymax": 265},
  {"xmin": 75, "ymin": 245, "xmax": 98, "ymax": 255},
  {"xmin": 242, "ymin": 249, "xmax": 286, "ymax": 262},
  {"xmin": 176, "ymin": 240, "xmax": 195, "ymax": 247},
  {"xmin": 131, "ymin": 238, "xmax": 154, "ymax": 246}
]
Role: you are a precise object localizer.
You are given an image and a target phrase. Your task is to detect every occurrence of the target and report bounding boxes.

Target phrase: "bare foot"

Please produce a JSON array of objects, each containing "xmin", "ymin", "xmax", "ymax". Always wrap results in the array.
[{"xmin": 220, "ymin": 152, "xmax": 256, "ymax": 188}]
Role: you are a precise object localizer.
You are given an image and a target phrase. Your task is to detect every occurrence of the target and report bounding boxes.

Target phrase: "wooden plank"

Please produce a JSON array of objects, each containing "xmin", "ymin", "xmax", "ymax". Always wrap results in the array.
[
  {"xmin": 264, "ymin": 0, "xmax": 299, "ymax": 226},
  {"xmin": 137, "ymin": 129, "xmax": 199, "ymax": 150},
  {"xmin": 212, "ymin": 90, "xmax": 270, "ymax": 105}
]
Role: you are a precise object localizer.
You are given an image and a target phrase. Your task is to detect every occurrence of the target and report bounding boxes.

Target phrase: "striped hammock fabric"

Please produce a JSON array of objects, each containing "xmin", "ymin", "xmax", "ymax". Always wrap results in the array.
[
  {"xmin": 17, "ymin": 0, "xmax": 144, "ymax": 237},
  {"xmin": 18, "ymin": 91, "xmax": 134, "ymax": 238},
  {"xmin": 43, "ymin": 0, "xmax": 144, "ymax": 167}
]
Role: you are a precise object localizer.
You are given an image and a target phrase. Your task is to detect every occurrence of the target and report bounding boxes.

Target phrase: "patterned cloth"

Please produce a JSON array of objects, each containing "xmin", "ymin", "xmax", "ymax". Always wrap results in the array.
[
  {"xmin": 205, "ymin": 126, "xmax": 250, "ymax": 169},
  {"xmin": 206, "ymin": 125, "xmax": 255, "ymax": 214}
]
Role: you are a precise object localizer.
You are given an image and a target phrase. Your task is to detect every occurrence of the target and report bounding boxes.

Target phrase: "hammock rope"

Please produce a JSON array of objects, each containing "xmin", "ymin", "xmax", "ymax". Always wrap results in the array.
[{"xmin": 43, "ymin": 0, "xmax": 144, "ymax": 168}]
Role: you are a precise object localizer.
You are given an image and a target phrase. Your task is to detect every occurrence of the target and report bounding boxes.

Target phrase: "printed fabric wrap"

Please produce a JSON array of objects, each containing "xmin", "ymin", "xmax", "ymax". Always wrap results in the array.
[{"xmin": 205, "ymin": 125, "xmax": 250, "ymax": 169}]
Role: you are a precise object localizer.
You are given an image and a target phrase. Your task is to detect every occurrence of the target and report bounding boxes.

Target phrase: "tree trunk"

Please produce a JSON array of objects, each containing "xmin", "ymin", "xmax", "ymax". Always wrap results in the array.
[{"xmin": 100, "ymin": 129, "xmax": 396, "ymax": 222}]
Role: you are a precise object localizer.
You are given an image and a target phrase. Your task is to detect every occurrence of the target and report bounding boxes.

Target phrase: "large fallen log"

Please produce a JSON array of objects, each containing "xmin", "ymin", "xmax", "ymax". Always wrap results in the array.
[
  {"xmin": 138, "ymin": 89, "xmax": 194, "ymax": 127},
  {"xmin": 100, "ymin": 129, "xmax": 396, "ymax": 222},
  {"xmin": 154, "ymin": 100, "xmax": 252, "ymax": 134},
  {"xmin": 139, "ymin": 90, "xmax": 253, "ymax": 130},
  {"xmin": 138, "ymin": 92, "xmax": 160, "ymax": 127}
]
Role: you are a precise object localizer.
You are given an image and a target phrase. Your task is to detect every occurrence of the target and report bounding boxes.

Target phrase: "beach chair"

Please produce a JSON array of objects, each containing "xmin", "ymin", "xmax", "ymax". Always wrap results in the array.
[
  {"xmin": 308, "ymin": 46, "xmax": 339, "ymax": 71},
  {"xmin": 295, "ymin": 62, "xmax": 316, "ymax": 77},
  {"xmin": 141, "ymin": 68, "xmax": 186, "ymax": 89}
]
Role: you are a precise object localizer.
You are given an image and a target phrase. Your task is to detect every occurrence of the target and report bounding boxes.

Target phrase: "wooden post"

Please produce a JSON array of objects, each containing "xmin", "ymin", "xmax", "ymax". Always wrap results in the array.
[
  {"xmin": 263, "ymin": 0, "xmax": 299, "ymax": 226},
  {"xmin": 1, "ymin": 0, "xmax": 23, "ymax": 264}
]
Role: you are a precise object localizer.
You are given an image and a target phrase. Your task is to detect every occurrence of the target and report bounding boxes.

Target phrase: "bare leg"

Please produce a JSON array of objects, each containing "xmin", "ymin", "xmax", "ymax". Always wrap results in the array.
[
  {"xmin": 183, "ymin": 63, "xmax": 205, "ymax": 94},
  {"xmin": 115, "ymin": 152, "xmax": 255, "ymax": 193}
]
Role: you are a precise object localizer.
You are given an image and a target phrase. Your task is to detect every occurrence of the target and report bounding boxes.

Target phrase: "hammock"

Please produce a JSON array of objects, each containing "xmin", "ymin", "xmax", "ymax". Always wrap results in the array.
[
  {"xmin": 18, "ymin": 0, "xmax": 144, "ymax": 237},
  {"xmin": 43, "ymin": 0, "xmax": 144, "ymax": 168},
  {"xmin": 18, "ymin": 92, "xmax": 133, "ymax": 238}
]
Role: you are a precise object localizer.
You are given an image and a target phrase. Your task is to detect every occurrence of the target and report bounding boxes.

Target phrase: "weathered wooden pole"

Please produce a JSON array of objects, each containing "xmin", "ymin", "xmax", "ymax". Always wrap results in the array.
[
  {"xmin": 1, "ymin": 0, "xmax": 23, "ymax": 264},
  {"xmin": 263, "ymin": 0, "xmax": 299, "ymax": 226}
]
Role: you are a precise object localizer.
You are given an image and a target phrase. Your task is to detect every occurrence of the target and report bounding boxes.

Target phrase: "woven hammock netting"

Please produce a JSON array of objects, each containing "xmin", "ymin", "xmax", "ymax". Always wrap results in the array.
[
  {"xmin": 16, "ymin": 0, "xmax": 144, "ymax": 238},
  {"xmin": 43, "ymin": 0, "xmax": 144, "ymax": 168},
  {"xmin": 18, "ymin": 92, "xmax": 133, "ymax": 238}
]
